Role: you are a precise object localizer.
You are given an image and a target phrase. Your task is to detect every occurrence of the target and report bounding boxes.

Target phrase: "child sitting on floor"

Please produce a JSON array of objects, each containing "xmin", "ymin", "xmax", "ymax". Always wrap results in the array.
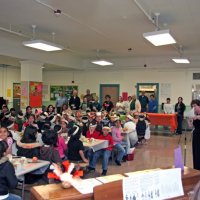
[{"xmin": 0, "ymin": 141, "xmax": 21, "ymax": 200}]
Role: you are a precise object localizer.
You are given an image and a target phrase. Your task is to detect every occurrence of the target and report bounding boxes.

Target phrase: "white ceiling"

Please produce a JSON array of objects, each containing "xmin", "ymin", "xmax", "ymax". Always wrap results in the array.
[{"xmin": 0, "ymin": 0, "xmax": 200, "ymax": 70}]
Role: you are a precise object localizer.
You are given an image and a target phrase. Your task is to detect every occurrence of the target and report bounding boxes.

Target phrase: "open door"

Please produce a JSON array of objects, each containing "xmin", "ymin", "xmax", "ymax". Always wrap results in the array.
[{"xmin": 100, "ymin": 84, "xmax": 120, "ymax": 106}]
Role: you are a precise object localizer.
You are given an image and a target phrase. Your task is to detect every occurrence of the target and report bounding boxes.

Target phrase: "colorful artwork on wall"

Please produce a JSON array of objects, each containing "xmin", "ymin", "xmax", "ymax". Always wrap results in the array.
[
  {"xmin": 20, "ymin": 81, "xmax": 29, "ymax": 109},
  {"xmin": 29, "ymin": 82, "xmax": 42, "ymax": 107}
]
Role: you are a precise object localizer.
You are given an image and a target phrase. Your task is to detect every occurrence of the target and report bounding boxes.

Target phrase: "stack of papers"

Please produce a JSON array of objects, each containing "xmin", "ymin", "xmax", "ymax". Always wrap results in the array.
[
  {"xmin": 72, "ymin": 178, "xmax": 102, "ymax": 194},
  {"xmin": 123, "ymin": 168, "xmax": 184, "ymax": 200},
  {"xmin": 124, "ymin": 168, "xmax": 161, "ymax": 177}
]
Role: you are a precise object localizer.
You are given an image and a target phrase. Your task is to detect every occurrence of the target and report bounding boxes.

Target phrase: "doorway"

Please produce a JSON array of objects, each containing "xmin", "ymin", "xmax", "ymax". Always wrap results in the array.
[
  {"xmin": 136, "ymin": 83, "xmax": 159, "ymax": 107},
  {"xmin": 99, "ymin": 84, "xmax": 120, "ymax": 106}
]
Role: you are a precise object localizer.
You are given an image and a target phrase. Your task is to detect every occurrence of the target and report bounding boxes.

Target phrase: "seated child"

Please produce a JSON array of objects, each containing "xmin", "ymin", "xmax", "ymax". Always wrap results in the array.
[
  {"xmin": 40, "ymin": 130, "xmax": 62, "ymax": 164},
  {"xmin": 39, "ymin": 129, "xmax": 62, "ymax": 183},
  {"xmin": 85, "ymin": 123, "xmax": 100, "ymax": 166},
  {"xmin": 54, "ymin": 125, "xmax": 67, "ymax": 160},
  {"xmin": 0, "ymin": 127, "xmax": 13, "ymax": 155},
  {"xmin": 88, "ymin": 125, "xmax": 113, "ymax": 176},
  {"xmin": 67, "ymin": 125, "xmax": 88, "ymax": 163},
  {"xmin": 86, "ymin": 123, "xmax": 100, "ymax": 139},
  {"xmin": 17, "ymin": 125, "xmax": 40, "ymax": 158},
  {"xmin": 111, "ymin": 119, "xmax": 127, "ymax": 165},
  {"xmin": 0, "ymin": 140, "xmax": 21, "ymax": 200}
]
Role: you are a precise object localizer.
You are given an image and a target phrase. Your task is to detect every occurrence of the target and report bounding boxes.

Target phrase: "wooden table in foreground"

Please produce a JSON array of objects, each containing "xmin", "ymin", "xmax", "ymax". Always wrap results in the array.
[{"xmin": 30, "ymin": 167, "xmax": 200, "ymax": 200}]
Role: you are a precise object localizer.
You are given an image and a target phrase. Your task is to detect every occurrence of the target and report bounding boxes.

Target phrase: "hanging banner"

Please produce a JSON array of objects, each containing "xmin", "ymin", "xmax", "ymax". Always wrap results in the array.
[{"xmin": 29, "ymin": 82, "xmax": 42, "ymax": 108}]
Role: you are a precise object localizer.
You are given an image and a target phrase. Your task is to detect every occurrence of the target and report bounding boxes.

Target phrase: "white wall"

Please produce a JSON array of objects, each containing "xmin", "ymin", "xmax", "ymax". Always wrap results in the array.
[
  {"xmin": 43, "ymin": 68, "xmax": 195, "ymax": 106},
  {"xmin": 0, "ymin": 67, "xmax": 20, "ymax": 103},
  {"xmin": 0, "ymin": 66, "xmax": 199, "ymax": 107}
]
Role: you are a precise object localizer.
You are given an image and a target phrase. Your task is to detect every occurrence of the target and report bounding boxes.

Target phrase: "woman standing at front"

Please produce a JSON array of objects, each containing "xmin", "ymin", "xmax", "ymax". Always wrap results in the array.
[{"xmin": 191, "ymin": 99, "xmax": 200, "ymax": 170}]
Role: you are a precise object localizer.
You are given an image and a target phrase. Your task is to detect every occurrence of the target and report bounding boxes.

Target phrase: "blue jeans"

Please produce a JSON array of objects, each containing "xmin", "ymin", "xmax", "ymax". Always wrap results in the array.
[
  {"xmin": 86, "ymin": 148, "xmax": 94, "ymax": 166},
  {"xmin": 4, "ymin": 194, "xmax": 22, "ymax": 200},
  {"xmin": 114, "ymin": 143, "xmax": 126, "ymax": 162},
  {"xmin": 90, "ymin": 149, "xmax": 111, "ymax": 171}
]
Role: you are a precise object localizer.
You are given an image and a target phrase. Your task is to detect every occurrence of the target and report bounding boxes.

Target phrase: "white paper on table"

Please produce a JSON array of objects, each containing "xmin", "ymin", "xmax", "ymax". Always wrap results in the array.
[
  {"xmin": 72, "ymin": 178, "xmax": 102, "ymax": 194},
  {"xmin": 96, "ymin": 174, "xmax": 125, "ymax": 184},
  {"xmin": 123, "ymin": 168, "xmax": 184, "ymax": 200},
  {"xmin": 125, "ymin": 168, "xmax": 161, "ymax": 177}
]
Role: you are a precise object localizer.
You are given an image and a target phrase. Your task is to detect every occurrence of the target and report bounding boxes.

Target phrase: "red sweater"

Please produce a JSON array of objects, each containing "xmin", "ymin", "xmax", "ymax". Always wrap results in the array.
[
  {"xmin": 86, "ymin": 130, "xmax": 100, "ymax": 139},
  {"xmin": 98, "ymin": 134, "xmax": 114, "ymax": 151}
]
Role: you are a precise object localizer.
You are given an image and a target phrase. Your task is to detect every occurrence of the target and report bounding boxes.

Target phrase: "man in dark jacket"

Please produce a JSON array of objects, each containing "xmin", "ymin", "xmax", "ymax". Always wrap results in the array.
[{"xmin": 69, "ymin": 90, "xmax": 80, "ymax": 110}]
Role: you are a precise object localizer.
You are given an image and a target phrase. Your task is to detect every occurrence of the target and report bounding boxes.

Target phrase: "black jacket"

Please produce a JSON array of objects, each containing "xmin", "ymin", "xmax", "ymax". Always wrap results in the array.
[
  {"xmin": 69, "ymin": 96, "xmax": 80, "ymax": 110},
  {"xmin": 0, "ymin": 157, "xmax": 18, "ymax": 196},
  {"xmin": 175, "ymin": 102, "xmax": 186, "ymax": 116}
]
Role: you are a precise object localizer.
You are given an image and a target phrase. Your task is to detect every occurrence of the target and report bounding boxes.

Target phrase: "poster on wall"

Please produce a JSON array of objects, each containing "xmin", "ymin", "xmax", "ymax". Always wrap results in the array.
[
  {"xmin": 13, "ymin": 83, "xmax": 21, "ymax": 98},
  {"xmin": 50, "ymin": 85, "xmax": 78, "ymax": 101},
  {"xmin": 42, "ymin": 84, "xmax": 49, "ymax": 101},
  {"xmin": 63, "ymin": 85, "xmax": 78, "ymax": 100},
  {"xmin": 20, "ymin": 81, "xmax": 29, "ymax": 109},
  {"xmin": 160, "ymin": 83, "xmax": 171, "ymax": 102},
  {"xmin": 29, "ymin": 82, "xmax": 42, "ymax": 108},
  {"xmin": 50, "ymin": 86, "xmax": 64, "ymax": 101}
]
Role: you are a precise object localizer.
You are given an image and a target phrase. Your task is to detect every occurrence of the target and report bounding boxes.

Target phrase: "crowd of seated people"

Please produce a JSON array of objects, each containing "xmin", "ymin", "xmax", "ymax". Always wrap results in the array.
[{"xmin": 0, "ymin": 91, "xmax": 152, "ymax": 199}]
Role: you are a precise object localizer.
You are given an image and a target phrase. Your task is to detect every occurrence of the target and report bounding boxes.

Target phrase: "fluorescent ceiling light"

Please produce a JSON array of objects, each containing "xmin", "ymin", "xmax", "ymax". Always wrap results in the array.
[
  {"xmin": 91, "ymin": 60, "xmax": 113, "ymax": 66},
  {"xmin": 23, "ymin": 40, "xmax": 63, "ymax": 51},
  {"xmin": 143, "ymin": 29, "xmax": 176, "ymax": 46},
  {"xmin": 172, "ymin": 58, "xmax": 190, "ymax": 64}
]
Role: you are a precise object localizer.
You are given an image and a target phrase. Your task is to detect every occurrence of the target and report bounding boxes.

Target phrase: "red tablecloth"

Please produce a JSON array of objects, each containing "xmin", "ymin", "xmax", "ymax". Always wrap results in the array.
[{"xmin": 147, "ymin": 113, "xmax": 177, "ymax": 133}]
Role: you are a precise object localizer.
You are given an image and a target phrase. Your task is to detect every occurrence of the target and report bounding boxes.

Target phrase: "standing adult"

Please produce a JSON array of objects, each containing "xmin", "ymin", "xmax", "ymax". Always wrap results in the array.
[
  {"xmin": 69, "ymin": 90, "xmax": 81, "ymax": 110},
  {"xmin": 175, "ymin": 97, "xmax": 186, "ymax": 135},
  {"xmin": 130, "ymin": 95, "xmax": 141, "ymax": 113},
  {"xmin": 190, "ymin": 100, "xmax": 200, "ymax": 170},
  {"xmin": 139, "ymin": 91, "xmax": 149, "ymax": 112},
  {"xmin": 124, "ymin": 96, "xmax": 132, "ymax": 113},
  {"xmin": 102, "ymin": 95, "xmax": 114, "ymax": 113},
  {"xmin": 84, "ymin": 89, "xmax": 93, "ymax": 103},
  {"xmin": 55, "ymin": 92, "xmax": 68, "ymax": 114},
  {"xmin": 164, "ymin": 98, "xmax": 174, "ymax": 114},
  {"xmin": 148, "ymin": 95, "xmax": 158, "ymax": 113},
  {"xmin": 116, "ymin": 96, "xmax": 125, "ymax": 114}
]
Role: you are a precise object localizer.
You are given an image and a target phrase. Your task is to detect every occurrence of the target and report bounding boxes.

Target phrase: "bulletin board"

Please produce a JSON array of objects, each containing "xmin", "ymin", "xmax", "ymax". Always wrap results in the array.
[
  {"xmin": 13, "ymin": 83, "xmax": 21, "ymax": 98},
  {"xmin": 50, "ymin": 85, "xmax": 78, "ymax": 101}
]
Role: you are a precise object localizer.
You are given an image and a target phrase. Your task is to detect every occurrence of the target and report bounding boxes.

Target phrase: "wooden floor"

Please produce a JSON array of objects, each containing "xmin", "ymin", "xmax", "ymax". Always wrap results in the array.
[{"xmin": 86, "ymin": 132, "xmax": 194, "ymax": 177}]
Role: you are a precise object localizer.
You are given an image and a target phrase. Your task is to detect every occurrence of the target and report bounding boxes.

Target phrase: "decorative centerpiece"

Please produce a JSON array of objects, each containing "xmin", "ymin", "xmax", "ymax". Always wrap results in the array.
[{"xmin": 48, "ymin": 160, "xmax": 83, "ymax": 189}]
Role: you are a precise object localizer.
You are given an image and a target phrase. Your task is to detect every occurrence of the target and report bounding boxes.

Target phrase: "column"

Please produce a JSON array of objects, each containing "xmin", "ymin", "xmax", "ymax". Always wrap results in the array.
[{"xmin": 20, "ymin": 60, "xmax": 43, "ymax": 110}]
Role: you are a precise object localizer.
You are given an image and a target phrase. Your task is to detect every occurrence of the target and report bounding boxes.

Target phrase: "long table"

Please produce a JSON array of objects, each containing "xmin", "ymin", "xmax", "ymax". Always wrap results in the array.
[
  {"xmin": 82, "ymin": 139, "xmax": 108, "ymax": 152},
  {"xmin": 147, "ymin": 113, "xmax": 177, "ymax": 133},
  {"xmin": 14, "ymin": 158, "xmax": 50, "ymax": 177},
  {"xmin": 30, "ymin": 167, "xmax": 200, "ymax": 200},
  {"xmin": 66, "ymin": 138, "xmax": 109, "ymax": 152},
  {"xmin": 13, "ymin": 158, "xmax": 50, "ymax": 200}
]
